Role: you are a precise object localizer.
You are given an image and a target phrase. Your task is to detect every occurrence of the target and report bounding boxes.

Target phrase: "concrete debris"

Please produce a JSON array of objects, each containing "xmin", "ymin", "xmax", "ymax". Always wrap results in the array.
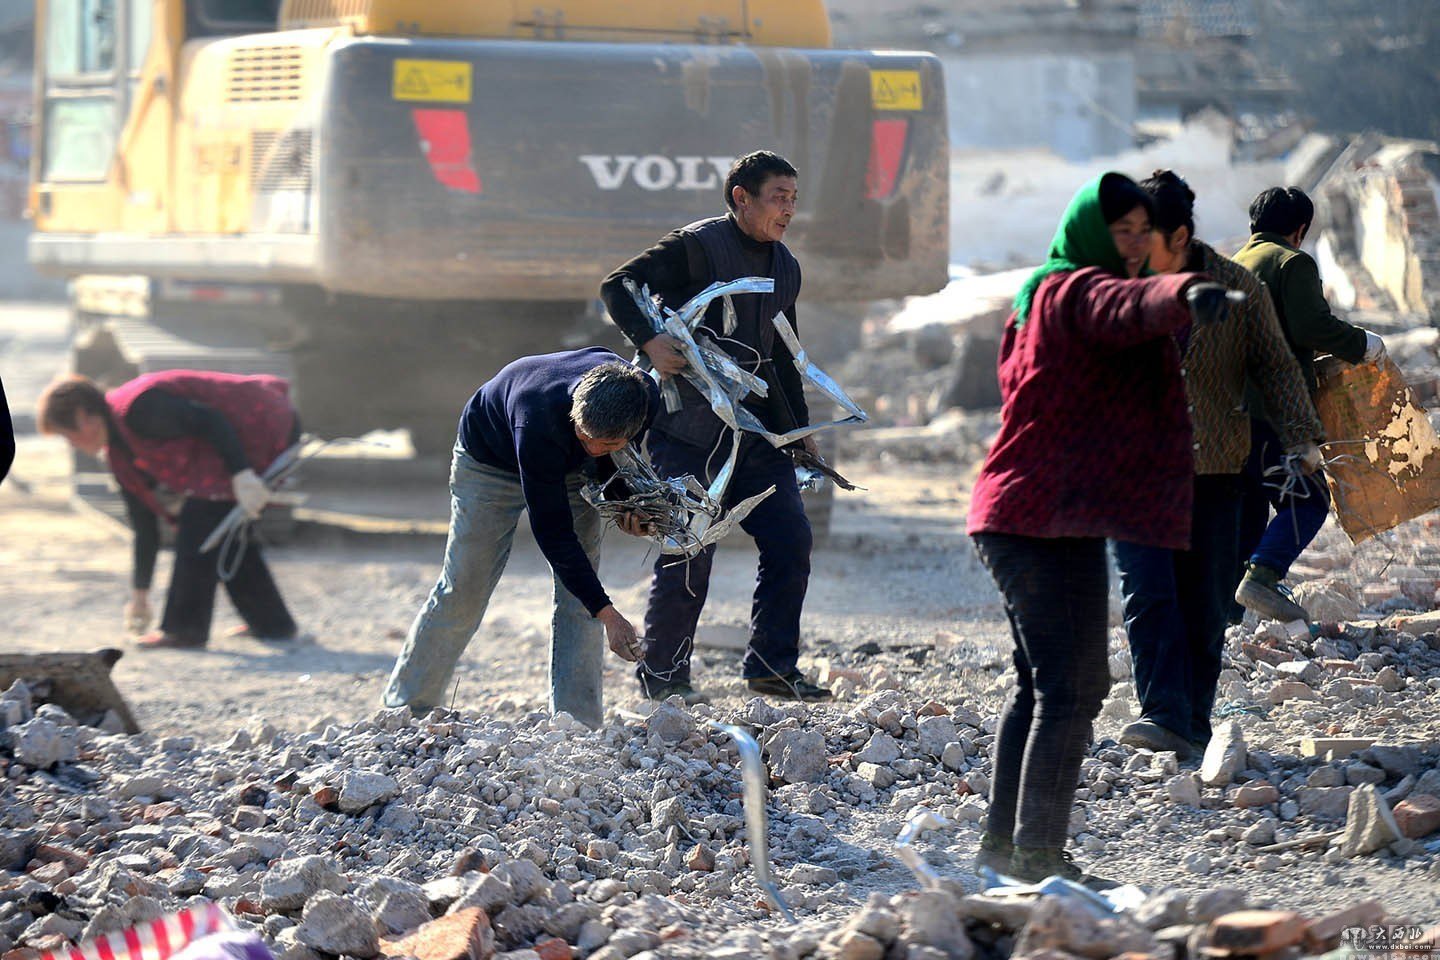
[
  {"xmin": 1, "ymin": 608, "xmax": 1440, "ymax": 960},
  {"xmin": 296, "ymin": 891, "xmax": 380, "ymax": 958},
  {"xmin": 1015, "ymin": 895, "xmax": 1159, "ymax": 959},
  {"xmin": 1338, "ymin": 784, "xmax": 1402, "ymax": 857},
  {"xmin": 1199, "ymin": 721, "xmax": 1247, "ymax": 787}
]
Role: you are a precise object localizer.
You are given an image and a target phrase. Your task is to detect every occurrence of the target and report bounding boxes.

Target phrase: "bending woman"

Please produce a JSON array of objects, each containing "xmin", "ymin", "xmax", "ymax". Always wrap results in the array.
[{"xmin": 967, "ymin": 172, "xmax": 1222, "ymax": 885}]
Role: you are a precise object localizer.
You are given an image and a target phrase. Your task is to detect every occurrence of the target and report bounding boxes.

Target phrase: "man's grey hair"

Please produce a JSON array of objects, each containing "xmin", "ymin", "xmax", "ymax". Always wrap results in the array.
[{"xmin": 571, "ymin": 361, "xmax": 650, "ymax": 440}]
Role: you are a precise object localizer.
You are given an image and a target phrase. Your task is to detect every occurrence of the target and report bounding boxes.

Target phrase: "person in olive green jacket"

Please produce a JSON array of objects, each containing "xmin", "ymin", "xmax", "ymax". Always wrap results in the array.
[{"xmin": 1232, "ymin": 187, "xmax": 1386, "ymax": 622}]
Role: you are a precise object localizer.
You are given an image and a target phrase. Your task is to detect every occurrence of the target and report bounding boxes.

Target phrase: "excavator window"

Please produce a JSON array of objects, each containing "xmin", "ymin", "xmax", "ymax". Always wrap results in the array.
[
  {"xmin": 39, "ymin": 0, "xmax": 119, "ymax": 181},
  {"xmin": 46, "ymin": 0, "xmax": 117, "ymax": 76},
  {"xmin": 186, "ymin": 0, "xmax": 281, "ymax": 37}
]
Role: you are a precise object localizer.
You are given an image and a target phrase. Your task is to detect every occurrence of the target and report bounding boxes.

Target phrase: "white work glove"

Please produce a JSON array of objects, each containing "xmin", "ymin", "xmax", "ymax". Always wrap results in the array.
[
  {"xmin": 231, "ymin": 468, "xmax": 269, "ymax": 519},
  {"xmin": 1287, "ymin": 440, "xmax": 1324, "ymax": 476},
  {"xmin": 1363, "ymin": 330, "xmax": 1387, "ymax": 364}
]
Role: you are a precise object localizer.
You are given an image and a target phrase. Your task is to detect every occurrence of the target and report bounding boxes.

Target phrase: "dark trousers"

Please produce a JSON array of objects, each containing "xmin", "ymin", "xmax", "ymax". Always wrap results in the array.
[
  {"xmin": 1114, "ymin": 474, "xmax": 1240, "ymax": 745},
  {"xmin": 160, "ymin": 498, "xmax": 297, "ymax": 644},
  {"xmin": 639, "ymin": 434, "xmax": 812, "ymax": 692},
  {"xmin": 972, "ymin": 533, "xmax": 1111, "ymax": 850},
  {"xmin": 1239, "ymin": 417, "xmax": 1330, "ymax": 577}
]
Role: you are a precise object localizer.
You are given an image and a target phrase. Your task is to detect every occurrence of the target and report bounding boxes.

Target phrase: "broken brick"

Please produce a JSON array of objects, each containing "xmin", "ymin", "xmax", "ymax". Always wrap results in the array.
[
  {"xmin": 1241, "ymin": 642, "xmax": 1291, "ymax": 666},
  {"xmin": 379, "ymin": 907, "xmax": 494, "ymax": 960},
  {"xmin": 1232, "ymin": 782, "xmax": 1280, "ymax": 808},
  {"xmin": 1303, "ymin": 900, "xmax": 1385, "ymax": 953},
  {"xmin": 1393, "ymin": 794, "xmax": 1440, "ymax": 838},
  {"xmin": 686, "ymin": 844, "xmax": 715, "ymax": 872},
  {"xmin": 1267, "ymin": 680, "xmax": 1318, "ymax": 704},
  {"xmin": 143, "ymin": 802, "xmax": 183, "ymax": 822},
  {"xmin": 533, "ymin": 939, "xmax": 573, "ymax": 960},
  {"xmin": 34, "ymin": 845, "xmax": 88, "ymax": 871},
  {"xmin": 1201, "ymin": 910, "xmax": 1307, "ymax": 956},
  {"xmin": 26, "ymin": 861, "xmax": 68, "ymax": 885}
]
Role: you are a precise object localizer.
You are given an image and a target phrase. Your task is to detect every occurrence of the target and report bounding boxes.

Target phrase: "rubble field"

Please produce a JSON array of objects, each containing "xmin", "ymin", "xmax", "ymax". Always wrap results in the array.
[{"xmin": 5, "ymin": 440, "xmax": 1440, "ymax": 959}]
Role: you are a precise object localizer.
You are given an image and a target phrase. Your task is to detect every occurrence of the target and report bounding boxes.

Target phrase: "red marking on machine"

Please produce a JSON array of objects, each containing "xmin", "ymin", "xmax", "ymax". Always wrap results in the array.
[
  {"xmin": 866, "ymin": 118, "xmax": 908, "ymax": 200},
  {"xmin": 412, "ymin": 108, "xmax": 483, "ymax": 194}
]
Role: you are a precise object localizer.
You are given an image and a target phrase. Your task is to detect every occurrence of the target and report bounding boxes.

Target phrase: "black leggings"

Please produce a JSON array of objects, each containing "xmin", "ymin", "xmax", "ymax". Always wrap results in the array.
[
  {"xmin": 160, "ymin": 498, "xmax": 296, "ymax": 643},
  {"xmin": 972, "ymin": 533, "xmax": 1112, "ymax": 849}
]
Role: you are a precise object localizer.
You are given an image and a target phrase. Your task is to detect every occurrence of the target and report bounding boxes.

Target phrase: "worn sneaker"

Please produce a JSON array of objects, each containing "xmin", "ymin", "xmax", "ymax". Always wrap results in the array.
[
  {"xmin": 642, "ymin": 680, "xmax": 709, "ymax": 706},
  {"xmin": 746, "ymin": 671, "xmax": 833, "ymax": 702},
  {"xmin": 973, "ymin": 832, "xmax": 1013, "ymax": 875},
  {"xmin": 1119, "ymin": 719, "xmax": 1195, "ymax": 761},
  {"xmin": 1010, "ymin": 846, "xmax": 1120, "ymax": 891},
  {"xmin": 1235, "ymin": 563, "xmax": 1309, "ymax": 623}
]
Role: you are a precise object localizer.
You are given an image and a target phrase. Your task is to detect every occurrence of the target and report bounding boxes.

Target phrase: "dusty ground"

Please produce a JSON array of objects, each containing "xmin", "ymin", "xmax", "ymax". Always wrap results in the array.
[{"xmin": 1, "ymin": 433, "xmax": 1003, "ymax": 742}]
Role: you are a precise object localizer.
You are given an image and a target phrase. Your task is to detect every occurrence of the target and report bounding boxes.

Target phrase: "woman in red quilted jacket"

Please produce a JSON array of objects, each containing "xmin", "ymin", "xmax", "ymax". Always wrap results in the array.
[
  {"xmin": 39, "ymin": 371, "xmax": 301, "ymax": 650},
  {"xmin": 967, "ymin": 172, "xmax": 1224, "ymax": 886}
]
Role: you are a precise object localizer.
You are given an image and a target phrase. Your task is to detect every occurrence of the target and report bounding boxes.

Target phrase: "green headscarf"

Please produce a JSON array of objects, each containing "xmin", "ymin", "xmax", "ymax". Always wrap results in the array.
[{"xmin": 1012, "ymin": 172, "xmax": 1136, "ymax": 328}]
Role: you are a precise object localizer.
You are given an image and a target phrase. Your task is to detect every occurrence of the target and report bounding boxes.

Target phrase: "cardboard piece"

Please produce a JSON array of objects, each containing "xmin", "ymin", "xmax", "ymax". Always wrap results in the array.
[{"xmin": 1314, "ymin": 355, "xmax": 1440, "ymax": 542}]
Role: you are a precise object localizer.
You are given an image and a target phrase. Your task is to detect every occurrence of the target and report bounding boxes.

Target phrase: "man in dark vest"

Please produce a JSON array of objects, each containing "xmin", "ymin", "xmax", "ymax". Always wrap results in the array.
[
  {"xmin": 600, "ymin": 150, "xmax": 831, "ymax": 704},
  {"xmin": 38, "ymin": 371, "xmax": 300, "ymax": 650}
]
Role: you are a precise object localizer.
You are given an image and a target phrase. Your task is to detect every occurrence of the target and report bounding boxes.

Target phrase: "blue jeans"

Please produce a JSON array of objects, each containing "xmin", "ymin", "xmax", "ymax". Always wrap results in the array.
[
  {"xmin": 1114, "ymin": 474, "xmax": 1240, "ymax": 744},
  {"xmin": 639, "ymin": 434, "xmax": 811, "ymax": 692},
  {"xmin": 973, "ymin": 533, "xmax": 1112, "ymax": 850},
  {"xmin": 1239, "ymin": 417, "xmax": 1330, "ymax": 577},
  {"xmin": 383, "ymin": 443, "xmax": 605, "ymax": 725}
]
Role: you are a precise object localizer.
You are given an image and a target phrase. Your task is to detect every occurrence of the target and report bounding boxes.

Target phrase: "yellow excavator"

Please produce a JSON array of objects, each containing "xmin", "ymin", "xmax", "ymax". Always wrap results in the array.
[{"xmin": 29, "ymin": 0, "xmax": 948, "ymax": 522}]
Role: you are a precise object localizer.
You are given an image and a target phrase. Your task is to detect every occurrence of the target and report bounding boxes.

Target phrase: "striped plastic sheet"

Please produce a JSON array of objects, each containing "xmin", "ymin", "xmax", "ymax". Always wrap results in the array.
[{"xmin": 42, "ymin": 903, "xmax": 235, "ymax": 960}]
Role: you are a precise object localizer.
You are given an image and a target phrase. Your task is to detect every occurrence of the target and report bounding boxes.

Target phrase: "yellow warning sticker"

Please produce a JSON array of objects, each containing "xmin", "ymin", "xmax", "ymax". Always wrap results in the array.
[
  {"xmin": 392, "ymin": 59, "xmax": 472, "ymax": 103},
  {"xmin": 870, "ymin": 70, "xmax": 923, "ymax": 111}
]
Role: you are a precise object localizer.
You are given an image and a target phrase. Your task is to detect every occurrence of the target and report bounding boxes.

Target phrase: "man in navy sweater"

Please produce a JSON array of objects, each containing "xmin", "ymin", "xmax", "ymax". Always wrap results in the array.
[{"xmin": 383, "ymin": 348, "xmax": 661, "ymax": 726}]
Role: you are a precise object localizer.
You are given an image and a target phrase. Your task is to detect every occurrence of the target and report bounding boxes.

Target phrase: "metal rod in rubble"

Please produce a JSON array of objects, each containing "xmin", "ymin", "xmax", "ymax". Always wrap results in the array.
[{"xmin": 708, "ymin": 720, "xmax": 796, "ymax": 922}]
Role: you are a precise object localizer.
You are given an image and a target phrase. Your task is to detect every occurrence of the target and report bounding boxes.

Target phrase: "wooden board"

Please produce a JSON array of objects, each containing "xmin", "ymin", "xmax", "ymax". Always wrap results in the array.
[{"xmin": 1315, "ymin": 355, "xmax": 1440, "ymax": 542}]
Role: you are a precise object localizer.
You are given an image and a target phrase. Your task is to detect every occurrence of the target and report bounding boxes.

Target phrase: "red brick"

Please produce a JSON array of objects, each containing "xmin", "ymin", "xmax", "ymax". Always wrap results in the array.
[
  {"xmin": 143, "ymin": 802, "xmax": 184, "ymax": 823},
  {"xmin": 686, "ymin": 844, "xmax": 715, "ymax": 872},
  {"xmin": 379, "ymin": 908, "xmax": 494, "ymax": 960},
  {"xmin": 1303, "ymin": 900, "xmax": 1385, "ymax": 953},
  {"xmin": 33, "ymin": 845, "xmax": 88, "ymax": 871},
  {"xmin": 1201, "ymin": 910, "xmax": 1307, "ymax": 956},
  {"xmin": 1394, "ymin": 794, "xmax": 1440, "ymax": 838},
  {"xmin": 533, "ymin": 939, "xmax": 573, "ymax": 960}
]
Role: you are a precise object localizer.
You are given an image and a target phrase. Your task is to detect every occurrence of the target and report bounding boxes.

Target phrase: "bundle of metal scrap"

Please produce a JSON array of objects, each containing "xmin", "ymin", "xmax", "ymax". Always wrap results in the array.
[
  {"xmin": 580, "ymin": 445, "xmax": 773, "ymax": 557},
  {"xmin": 583, "ymin": 277, "xmax": 868, "ymax": 557}
]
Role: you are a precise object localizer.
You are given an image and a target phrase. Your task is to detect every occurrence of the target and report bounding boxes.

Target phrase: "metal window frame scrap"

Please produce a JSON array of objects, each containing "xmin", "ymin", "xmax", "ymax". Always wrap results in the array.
[{"xmin": 583, "ymin": 277, "xmax": 869, "ymax": 556}]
